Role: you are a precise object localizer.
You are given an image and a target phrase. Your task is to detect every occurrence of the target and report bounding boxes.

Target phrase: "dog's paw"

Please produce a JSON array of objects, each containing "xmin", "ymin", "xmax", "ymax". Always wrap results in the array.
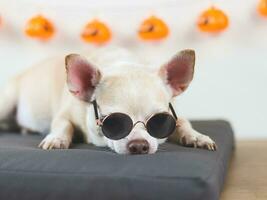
[
  {"xmin": 179, "ymin": 131, "xmax": 217, "ymax": 151},
  {"xmin": 38, "ymin": 134, "xmax": 71, "ymax": 150}
]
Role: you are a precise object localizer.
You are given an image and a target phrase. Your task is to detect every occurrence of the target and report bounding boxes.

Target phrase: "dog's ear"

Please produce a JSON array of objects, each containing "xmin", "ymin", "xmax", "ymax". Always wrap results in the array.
[
  {"xmin": 65, "ymin": 54, "xmax": 101, "ymax": 102},
  {"xmin": 159, "ymin": 49, "xmax": 195, "ymax": 97}
]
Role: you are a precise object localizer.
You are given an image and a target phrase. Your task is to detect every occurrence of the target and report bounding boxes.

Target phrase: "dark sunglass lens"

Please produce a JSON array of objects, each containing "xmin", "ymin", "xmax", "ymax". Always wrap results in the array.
[
  {"xmin": 102, "ymin": 113, "xmax": 133, "ymax": 140},
  {"xmin": 146, "ymin": 113, "xmax": 176, "ymax": 138}
]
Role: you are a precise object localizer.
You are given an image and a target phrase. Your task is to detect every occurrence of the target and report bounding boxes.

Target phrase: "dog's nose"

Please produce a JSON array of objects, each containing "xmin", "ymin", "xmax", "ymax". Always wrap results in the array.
[{"xmin": 127, "ymin": 139, "xmax": 149, "ymax": 154}]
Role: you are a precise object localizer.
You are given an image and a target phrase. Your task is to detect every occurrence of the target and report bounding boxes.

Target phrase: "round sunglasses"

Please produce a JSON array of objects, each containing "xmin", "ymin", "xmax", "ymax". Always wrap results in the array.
[{"xmin": 92, "ymin": 100, "xmax": 178, "ymax": 140}]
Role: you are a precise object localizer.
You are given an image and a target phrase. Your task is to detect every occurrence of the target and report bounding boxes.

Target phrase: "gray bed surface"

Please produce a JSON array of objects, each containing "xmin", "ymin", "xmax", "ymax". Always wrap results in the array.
[{"xmin": 0, "ymin": 120, "xmax": 234, "ymax": 200}]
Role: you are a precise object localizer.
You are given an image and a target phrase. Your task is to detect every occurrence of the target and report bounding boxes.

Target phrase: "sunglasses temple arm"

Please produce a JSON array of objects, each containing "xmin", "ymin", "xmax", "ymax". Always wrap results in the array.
[
  {"xmin": 92, "ymin": 100, "xmax": 101, "ymax": 125},
  {"xmin": 169, "ymin": 103, "xmax": 178, "ymax": 120}
]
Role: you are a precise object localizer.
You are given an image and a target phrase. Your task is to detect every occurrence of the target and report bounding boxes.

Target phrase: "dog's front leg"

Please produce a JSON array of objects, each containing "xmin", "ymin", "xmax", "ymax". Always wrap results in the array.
[
  {"xmin": 168, "ymin": 118, "xmax": 217, "ymax": 151},
  {"xmin": 39, "ymin": 117, "xmax": 74, "ymax": 150}
]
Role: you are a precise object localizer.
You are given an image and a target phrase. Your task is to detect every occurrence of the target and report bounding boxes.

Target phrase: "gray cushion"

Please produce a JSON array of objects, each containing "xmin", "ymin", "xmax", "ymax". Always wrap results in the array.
[{"xmin": 0, "ymin": 120, "xmax": 234, "ymax": 200}]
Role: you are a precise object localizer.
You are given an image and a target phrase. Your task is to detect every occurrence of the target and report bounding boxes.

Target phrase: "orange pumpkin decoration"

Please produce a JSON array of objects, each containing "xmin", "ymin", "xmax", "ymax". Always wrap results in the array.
[
  {"xmin": 25, "ymin": 15, "xmax": 55, "ymax": 40},
  {"xmin": 197, "ymin": 6, "xmax": 229, "ymax": 33},
  {"xmin": 138, "ymin": 16, "xmax": 169, "ymax": 40},
  {"xmin": 81, "ymin": 19, "xmax": 111, "ymax": 44},
  {"xmin": 258, "ymin": 0, "xmax": 267, "ymax": 17}
]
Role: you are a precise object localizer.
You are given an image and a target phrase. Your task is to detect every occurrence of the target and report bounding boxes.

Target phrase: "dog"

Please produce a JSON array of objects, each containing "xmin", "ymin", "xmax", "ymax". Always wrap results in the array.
[{"xmin": 0, "ymin": 47, "xmax": 216, "ymax": 154}]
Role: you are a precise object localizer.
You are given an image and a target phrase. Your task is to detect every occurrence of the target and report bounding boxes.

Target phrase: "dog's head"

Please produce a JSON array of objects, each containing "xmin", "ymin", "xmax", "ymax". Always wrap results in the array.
[{"xmin": 65, "ymin": 49, "xmax": 195, "ymax": 154}]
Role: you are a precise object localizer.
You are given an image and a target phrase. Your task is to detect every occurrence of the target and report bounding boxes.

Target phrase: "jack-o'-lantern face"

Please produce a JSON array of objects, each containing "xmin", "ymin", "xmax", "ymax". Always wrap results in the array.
[
  {"xmin": 25, "ymin": 15, "xmax": 55, "ymax": 40},
  {"xmin": 197, "ymin": 6, "xmax": 229, "ymax": 33},
  {"xmin": 258, "ymin": 0, "xmax": 267, "ymax": 17},
  {"xmin": 81, "ymin": 19, "xmax": 111, "ymax": 44},
  {"xmin": 138, "ymin": 16, "xmax": 169, "ymax": 40}
]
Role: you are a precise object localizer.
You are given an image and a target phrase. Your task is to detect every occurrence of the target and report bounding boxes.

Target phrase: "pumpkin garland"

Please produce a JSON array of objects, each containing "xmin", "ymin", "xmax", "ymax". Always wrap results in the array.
[{"xmin": 0, "ymin": 4, "xmax": 265, "ymax": 43}]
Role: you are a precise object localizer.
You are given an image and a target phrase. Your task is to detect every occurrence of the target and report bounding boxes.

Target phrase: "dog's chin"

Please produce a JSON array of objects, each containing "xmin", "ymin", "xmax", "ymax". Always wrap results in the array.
[
  {"xmin": 105, "ymin": 138, "xmax": 158, "ymax": 154},
  {"xmin": 108, "ymin": 139, "xmax": 129, "ymax": 154}
]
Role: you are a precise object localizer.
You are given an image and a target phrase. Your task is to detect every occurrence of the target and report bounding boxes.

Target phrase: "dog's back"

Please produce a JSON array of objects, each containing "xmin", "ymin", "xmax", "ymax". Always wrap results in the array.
[{"xmin": 0, "ymin": 57, "xmax": 66, "ymax": 133}]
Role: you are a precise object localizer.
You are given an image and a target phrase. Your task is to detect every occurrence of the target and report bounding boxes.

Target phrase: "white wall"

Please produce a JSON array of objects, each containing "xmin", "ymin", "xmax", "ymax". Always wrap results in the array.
[{"xmin": 0, "ymin": 0, "xmax": 267, "ymax": 138}]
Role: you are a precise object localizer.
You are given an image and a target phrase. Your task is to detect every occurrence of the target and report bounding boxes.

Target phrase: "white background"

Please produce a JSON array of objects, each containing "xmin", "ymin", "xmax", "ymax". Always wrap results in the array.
[{"xmin": 0, "ymin": 0, "xmax": 267, "ymax": 138}]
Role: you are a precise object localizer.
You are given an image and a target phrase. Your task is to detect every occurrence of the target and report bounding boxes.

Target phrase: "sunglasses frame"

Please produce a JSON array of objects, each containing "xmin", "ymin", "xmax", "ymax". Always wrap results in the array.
[{"xmin": 92, "ymin": 100, "xmax": 178, "ymax": 139}]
